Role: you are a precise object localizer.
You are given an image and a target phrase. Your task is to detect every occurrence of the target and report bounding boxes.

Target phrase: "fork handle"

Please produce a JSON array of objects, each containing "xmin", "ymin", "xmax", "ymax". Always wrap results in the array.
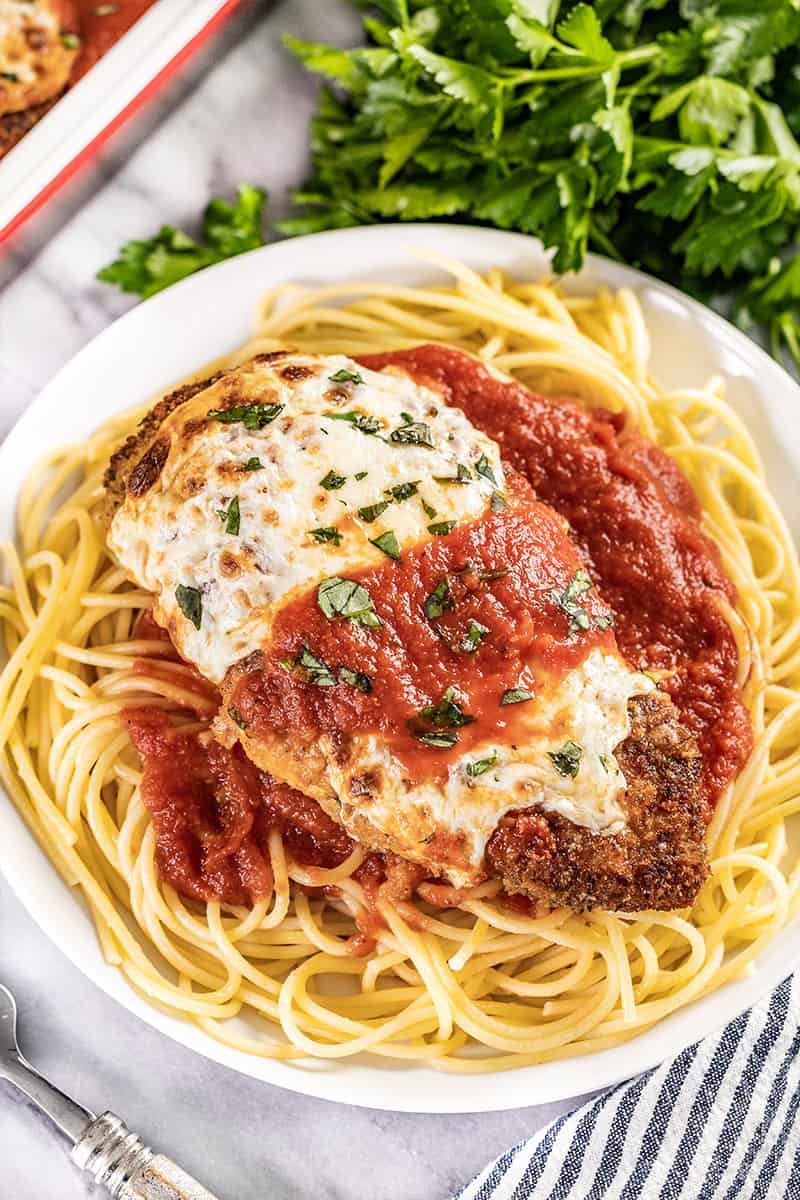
[{"xmin": 71, "ymin": 1112, "xmax": 220, "ymax": 1200}]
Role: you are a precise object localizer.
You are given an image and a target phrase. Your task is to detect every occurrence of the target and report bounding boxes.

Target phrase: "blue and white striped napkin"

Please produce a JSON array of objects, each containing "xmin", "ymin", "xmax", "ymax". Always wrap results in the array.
[{"xmin": 455, "ymin": 975, "xmax": 799, "ymax": 1200}]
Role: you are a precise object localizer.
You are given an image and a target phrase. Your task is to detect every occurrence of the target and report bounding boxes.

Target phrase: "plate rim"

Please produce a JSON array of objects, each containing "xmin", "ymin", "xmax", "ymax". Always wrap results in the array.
[{"xmin": 1, "ymin": 222, "xmax": 798, "ymax": 1114}]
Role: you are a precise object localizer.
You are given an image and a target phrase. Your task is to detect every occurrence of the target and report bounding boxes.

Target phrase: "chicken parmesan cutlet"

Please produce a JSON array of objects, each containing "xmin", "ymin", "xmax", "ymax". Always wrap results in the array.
[
  {"xmin": 0, "ymin": 1, "xmax": 78, "ymax": 118},
  {"xmin": 104, "ymin": 350, "xmax": 708, "ymax": 911}
]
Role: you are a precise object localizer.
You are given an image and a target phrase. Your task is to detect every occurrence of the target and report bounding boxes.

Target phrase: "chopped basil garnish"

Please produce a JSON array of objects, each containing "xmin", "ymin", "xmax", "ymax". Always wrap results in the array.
[
  {"xmin": 309, "ymin": 526, "xmax": 343, "ymax": 545},
  {"xmin": 355, "ymin": 470, "xmax": 369, "ymax": 481},
  {"xmin": 1, "ymin": 71, "xmax": 19, "ymax": 82},
  {"xmin": 244, "ymin": 457, "xmax": 263, "ymax": 471},
  {"xmin": 370, "ymin": 530, "xmax": 401, "ymax": 561},
  {"xmin": 548, "ymin": 741, "xmax": 583, "ymax": 778},
  {"xmin": 466, "ymin": 750, "xmax": 497, "ymax": 778},
  {"xmin": 435, "ymin": 464, "xmax": 471, "ymax": 485},
  {"xmin": 390, "ymin": 414, "xmax": 435, "ymax": 448},
  {"xmin": 280, "ymin": 646, "xmax": 336, "ymax": 686},
  {"xmin": 421, "ymin": 499, "xmax": 437, "ymax": 519},
  {"xmin": 385, "ymin": 480, "xmax": 419, "ymax": 501},
  {"xmin": 329, "ymin": 368, "xmax": 364, "ymax": 385},
  {"xmin": 358, "ymin": 500, "xmax": 389, "ymax": 523},
  {"xmin": 324, "ymin": 410, "xmax": 381, "ymax": 435},
  {"xmin": 599, "ymin": 753, "xmax": 617, "ymax": 774},
  {"xmin": 490, "ymin": 491, "xmax": 507, "ymax": 512},
  {"xmin": 595, "ymin": 612, "xmax": 615, "ymax": 631},
  {"xmin": 60, "ymin": 33, "xmax": 81, "ymax": 49},
  {"xmin": 339, "ymin": 665, "xmax": 372, "ymax": 693},
  {"xmin": 428, "ymin": 520, "xmax": 456, "ymax": 536},
  {"xmin": 208, "ymin": 402, "xmax": 283, "ymax": 430},
  {"xmin": 228, "ymin": 707, "xmax": 247, "ymax": 731},
  {"xmin": 551, "ymin": 569, "xmax": 593, "ymax": 634},
  {"xmin": 461, "ymin": 620, "xmax": 490, "ymax": 653},
  {"xmin": 175, "ymin": 584, "xmax": 202, "ymax": 630},
  {"xmin": 424, "ymin": 577, "xmax": 452, "ymax": 621},
  {"xmin": 475, "ymin": 453, "xmax": 498, "ymax": 485},
  {"xmin": 416, "ymin": 730, "xmax": 459, "ymax": 749},
  {"xmin": 419, "ymin": 686, "xmax": 475, "ymax": 729},
  {"xmin": 317, "ymin": 576, "xmax": 381, "ymax": 627},
  {"xmin": 320, "ymin": 469, "xmax": 347, "ymax": 490},
  {"xmin": 216, "ymin": 496, "xmax": 240, "ymax": 535},
  {"xmin": 480, "ymin": 566, "xmax": 509, "ymax": 582},
  {"xmin": 501, "ymin": 687, "xmax": 533, "ymax": 705}
]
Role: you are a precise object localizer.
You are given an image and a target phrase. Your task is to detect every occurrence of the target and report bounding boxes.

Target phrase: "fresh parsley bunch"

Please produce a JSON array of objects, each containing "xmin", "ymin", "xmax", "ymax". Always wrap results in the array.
[{"xmin": 282, "ymin": 0, "xmax": 800, "ymax": 368}]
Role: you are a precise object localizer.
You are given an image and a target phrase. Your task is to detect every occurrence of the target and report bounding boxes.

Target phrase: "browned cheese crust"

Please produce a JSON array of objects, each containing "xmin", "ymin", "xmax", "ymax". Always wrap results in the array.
[{"xmin": 486, "ymin": 692, "xmax": 707, "ymax": 911}]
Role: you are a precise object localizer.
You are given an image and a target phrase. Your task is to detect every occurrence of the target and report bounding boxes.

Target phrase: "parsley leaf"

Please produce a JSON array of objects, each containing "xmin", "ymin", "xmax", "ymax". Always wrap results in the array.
[
  {"xmin": 324, "ymin": 409, "xmax": 381, "ymax": 434},
  {"xmin": 370, "ymin": 530, "xmax": 402, "ymax": 560},
  {"xmin": 339, "ymin": 665, "xmax": 372, "ymax": 693},
  {"xmin": 209, "ymin": 403, "xmax": 283, "ymax": 430},
  {"xmin": 551, "ymin": 569, "xmax": 594, "ymax": 634},
  {"xmin": 97, "ymin": 185, "xmax": 266, "ymax": 298},
  {"xmin": 328, "ymin": 368, "xmax": 364, "ymax": 384},
  {"xmin": 175, "ymin": 584, "xmax": 202, "ymax": 630},
  {"xmin": 466, "ymin": 750, "xmax": 498, "ymax": 778},
  {"xmin": 281, "ymin": 646, "xmax": 337, "ymax": 687},
  {"xmin": 309, "ymin": 526, "xmax": 343, "ymax": 545},
  {"xmin": 548, "ymin": 740, "xmax": 583, "ymax": 778},
  {"xmin": 317, "ymin": 576, "xmax": 382, "ymax": 627},
  {"xmin": 216, "ymin": 496, "xmax": 240, "ymax": 535},
  {"xmin": 320, "ymin": 469, "xmax": 347, "ymax": 490}
]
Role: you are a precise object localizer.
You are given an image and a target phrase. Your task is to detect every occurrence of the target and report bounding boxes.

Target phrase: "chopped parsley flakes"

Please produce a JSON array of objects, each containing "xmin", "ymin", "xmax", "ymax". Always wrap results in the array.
[
  {"xmin": 389, "ymin": 413, "xmax": 435, "ymax": 448},
  {"xmin": 419, "ymin": 686, "xmax": 475, "ymax": 729},
  {"xmin": 475, "ymin": 453, "xmax": 497, "ymax": 486},
  {"xmin": 320, "ymin": 468, "xmax": 347, "ymax": 490},
  {"xmin": 548, "ymin": 741, "xmax": 583, "ymax": 779},
  {"xmin": 329, "ymin": 368, "xmax": 364, "ymax": 385},
  {"xmin": 551, "ymin": 569, "xmax": 593, "ymax": 634},
  {"xmin": 424, "ymin": 577, "xmax": 452, "ymax": 620},
  {"xmin": 466, "ymin": 750, "xmax": 497, "ymax": 778},
  {"xmin": 208, "ymin": 402, "xmax": 283, "ymax": 430},
  {"xmin": 317, "ymin": 576, "xmax": 381, "ymax": 627},
  {"xmin": 216, "ymin": 496, "xmax": 240, "ymax": 535},
  {"xmin": 280, "ymin": 646, "xmax": 337, "ymax": 687},
  {"xmin": 175, "ymin": 584, "xmax": 202, "ymax": 630},
  {"xmin": 370, "ymin": 530, "xmax": 401, "ymax": 561},
  {"xmin": 309, "ymin": 526, "xmax": 343, "ymax": 545},
  {"xmin": 339, "ymin": 665, "xmax": 372, "ymax": 693},
  {"xmin": 461, "ymin": 619, "xmax": 490, "ymax": 653},
  {"xmin": 385, "ymin": 480, "xmax": 419, "ymax": 501},
  {"xmin": 358, "ymin": 500, "xmax": 389, "ymax": 522},
  {"xmin": 324, "ymin": 409, "xmax": 381, "ymax": 435},
  {"xmin": 228, "ymin": 707, "xmax": 248, "ymax": 731}
]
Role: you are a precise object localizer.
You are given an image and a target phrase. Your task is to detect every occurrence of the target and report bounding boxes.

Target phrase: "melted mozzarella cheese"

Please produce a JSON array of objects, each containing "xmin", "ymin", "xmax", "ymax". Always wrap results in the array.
[
  {"xmin": 108, "ymin": 353, "xmax": 504, "ymax": 682},
  {"xmin": 320, "ymin": 649, "xmax": 653, "ymax": 885}
]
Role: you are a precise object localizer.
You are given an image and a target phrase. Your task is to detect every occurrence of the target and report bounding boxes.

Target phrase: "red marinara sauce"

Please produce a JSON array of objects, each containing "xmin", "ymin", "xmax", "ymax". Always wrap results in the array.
[
  {"xmin": 229, "ymin": 473, "xmax": 617, "ymax": 785},
  {"xmin": 123, "ymin": 707, "xmax": 354, "ymax": 906},
  {"xmin": 360, "ymin": 345, "xmax": 753, "ymax": 812},
  {"xmin": 71, "ymin": 1, "xmax": 156, "ymax": 82}
]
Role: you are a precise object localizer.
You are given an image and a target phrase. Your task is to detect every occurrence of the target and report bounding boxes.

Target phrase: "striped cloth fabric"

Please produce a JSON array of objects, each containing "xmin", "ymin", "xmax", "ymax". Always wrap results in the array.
[{"xmin": 455, "ymin": 974, "xmax": 800, "ymax": 1200}]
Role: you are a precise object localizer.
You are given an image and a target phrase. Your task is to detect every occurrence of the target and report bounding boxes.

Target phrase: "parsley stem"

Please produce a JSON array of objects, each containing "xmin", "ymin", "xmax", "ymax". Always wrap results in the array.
[{"xmin": 508, "ymin": 44, "xmax": 660, "ymax": 84}]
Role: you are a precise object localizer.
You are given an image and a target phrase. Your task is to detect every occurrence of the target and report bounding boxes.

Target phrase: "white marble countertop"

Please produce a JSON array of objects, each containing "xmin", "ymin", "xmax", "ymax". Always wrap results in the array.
[{"xmin": 0, "ymin": 2, "xmax": 593, "ymax": 1196}]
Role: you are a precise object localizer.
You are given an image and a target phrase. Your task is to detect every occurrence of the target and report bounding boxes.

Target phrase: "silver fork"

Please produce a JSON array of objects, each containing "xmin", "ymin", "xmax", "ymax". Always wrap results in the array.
[{"xmin": 0, "ymin": 982, "xmax": 220, "ymax": 1199}]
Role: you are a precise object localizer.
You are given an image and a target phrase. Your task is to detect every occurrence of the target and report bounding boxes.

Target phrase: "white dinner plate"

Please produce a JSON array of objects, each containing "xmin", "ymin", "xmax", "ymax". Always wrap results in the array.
[{"xmin": 1, "ymin": 225, "xmax": 799, "ymax": 1113}]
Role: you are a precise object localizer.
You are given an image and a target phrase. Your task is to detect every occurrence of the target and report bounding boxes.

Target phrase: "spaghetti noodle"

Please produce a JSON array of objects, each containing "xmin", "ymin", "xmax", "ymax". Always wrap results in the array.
[{"xmin": 1, "ymin": 258, "xmax": 799, "ymax": 1070}]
